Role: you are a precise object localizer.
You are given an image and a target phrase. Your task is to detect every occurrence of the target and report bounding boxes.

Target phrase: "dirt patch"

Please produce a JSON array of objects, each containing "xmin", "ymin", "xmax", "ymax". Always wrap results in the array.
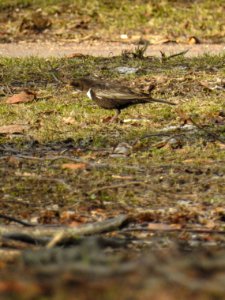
[{"xmin": 0, "ymin": 42, "xmax": 225, "ymax": 57}]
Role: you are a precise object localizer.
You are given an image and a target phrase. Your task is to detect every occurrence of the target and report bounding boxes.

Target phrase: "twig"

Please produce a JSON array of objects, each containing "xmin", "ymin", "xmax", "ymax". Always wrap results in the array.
[
  {"xmin": 88, "ymin": 181, "xmax": 145, "ymax": 195},
  {"xmin": 0, "ymin": 215, "xmax": 128, "ymax": 246},
  {"xmin": 166, "ymin": 49, "xmax": 189, "ymax": 59},
  {"xmin": 176, "ymin": 109, "xmax": 225, "ymax": 144},
  {"xmin": 122, "ymin": 226, "xmax": 225, "ymax": 235},
  {"xmin": 13, "ymin": 174, "xmax": 71, "ymax": 190},
  {"xmin": 160, "ymin": 49, "xmax": 189, "ymax": 62},
  {"xmin": 0, "ymin": 213, "xmax": 35, "ymax": 227},
  {"xmin": 14, "ymin": 154, "xmax": 85, "ymax": 162},
  {"xmin": 3, "ymin": 233, "xmax": 47, "ymax": 245},
  {"xmin": 14, "ymin": 155, "xmax": 107, "ymax": 168},
  {"xmin": 188, "ymin": 117, "xmax": 225, "ymax": 144},
  {"xmin": 15, "ymin": 155, "xmax": 46, "ymax": 161}
]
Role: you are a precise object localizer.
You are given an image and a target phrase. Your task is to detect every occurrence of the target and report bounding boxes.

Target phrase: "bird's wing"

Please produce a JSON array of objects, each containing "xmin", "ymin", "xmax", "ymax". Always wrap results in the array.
[
  {"xmin": 95, "ymin": 89, "xmax": 176, "ymax": 106},
  {"xmin": 96, "ymin": 89, "xmax": 144, "ymax": 101}
]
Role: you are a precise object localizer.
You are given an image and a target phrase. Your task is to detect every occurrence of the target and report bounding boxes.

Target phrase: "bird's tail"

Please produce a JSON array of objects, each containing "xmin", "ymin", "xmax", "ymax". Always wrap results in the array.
[{"xmin": 148, "ymin": 98, "xmax": 176, "ymax": 105}]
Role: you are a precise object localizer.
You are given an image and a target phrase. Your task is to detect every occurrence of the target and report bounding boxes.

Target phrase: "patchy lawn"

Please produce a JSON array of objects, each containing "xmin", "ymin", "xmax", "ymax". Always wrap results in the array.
[
  {"xmin": 0, "ymin": 52, "xmax": 225, "ymax": 299},
  {"xmin": 0, "ymin": 52, "xmax": 225, "ymax": 220},
  {"xmin": 0, "ymin": 0, "xmax": 225, "ymax": 43}
]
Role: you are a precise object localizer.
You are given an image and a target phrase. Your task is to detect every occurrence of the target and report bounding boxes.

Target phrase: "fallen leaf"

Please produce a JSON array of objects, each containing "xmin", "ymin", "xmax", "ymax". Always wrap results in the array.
[
  {"xmin": 62, "ymin": 117, "xmax": 76, "ymax": 125},
  {"xmin": 183, "ymin": 159, "xmax": 214, "ymax": 164},
  {"xmin": 0, "ymin": 124, "xmax": 27, "ymax": 134},
  {"xmin": 175, "ymin": 108, "xmax": 190, "ymax": 124},
  {"xmin": 6, "ymin": 90, "xmax": 36, "ymax": 104},
  {"xmin": 102, "ymin": 116, "xmax": 113, "ymax": 123},
  {"xmin": 0, "ymin": 280, "xmax": 40, "ymax": 294},
  {"xmin": 148, "ymin": 223, "xmax": 182, "ymax": 230},
  {"xmin": 6, "ymin": 156, "xmax": 22, "ymax": 167},
  {"xmin": 62, "ymin": 163, "xmax": 87, "ymax": 170},
  {"xmin": 205, "ymin": 220, "xmax": 216, "ymax": 229},
  {"xmin": 215, "ymin": 142, "xmax": 225, "ymax": 149},
  {"xmin": 188, "ymin": 36, "xmax": 201, "ymax": 44},
  {"xmin": 60, "ymin": 211, "xmax": 88, "ymax": 225}
]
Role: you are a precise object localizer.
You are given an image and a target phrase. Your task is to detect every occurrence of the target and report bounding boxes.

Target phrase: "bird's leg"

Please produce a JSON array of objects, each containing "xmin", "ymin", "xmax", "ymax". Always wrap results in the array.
[{"xmin": 110, "ymin": 109, "xmax": 121, "ymax": 123}]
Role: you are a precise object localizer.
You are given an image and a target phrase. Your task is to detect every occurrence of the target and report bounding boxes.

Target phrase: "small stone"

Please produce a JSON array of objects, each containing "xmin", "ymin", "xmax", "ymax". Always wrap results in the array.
[
  {"xmin": 120, "ymin": 34, "xmax": 128, "ymax": 39},
  {"xmin": 113, "ymin": 142, "xmax": 132, "ymax": 156},
  {"xmin": 115, "ymin": 66, "xmax": 138, "ymax": 74}
]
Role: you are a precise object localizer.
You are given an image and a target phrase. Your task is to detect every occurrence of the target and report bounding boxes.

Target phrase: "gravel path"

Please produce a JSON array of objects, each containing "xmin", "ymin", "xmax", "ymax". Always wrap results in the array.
[{"xmin": 0, "ymin": 41, "xmax": 225, "ymax": 58}]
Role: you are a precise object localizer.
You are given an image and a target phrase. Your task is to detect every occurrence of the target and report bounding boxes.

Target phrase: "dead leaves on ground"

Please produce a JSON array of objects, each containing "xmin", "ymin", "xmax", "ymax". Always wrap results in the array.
[
  {"xmin": 19, "ymin": 10, "xmax": 52, "ymax": 33},
  {"xmin": 133, "ymin": 204, "xmax": 225, "ymax": 231},
  {"xmin": 62, "ymin": 163, "xmax": 87, "ymax": 170},
  {"xmin": 5, "ymin": 90, "xmax": 36, "ymax": 104},
  {"xmin": 0, "ymin": 124, "xmax": 28, "ymax": 135}
]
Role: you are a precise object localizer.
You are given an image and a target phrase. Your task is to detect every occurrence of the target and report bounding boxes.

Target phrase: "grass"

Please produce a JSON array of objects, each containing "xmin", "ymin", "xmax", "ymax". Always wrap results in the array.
[
  {"xmin": 0, "ymin": 53, "xmax": 225, "ymax": 221},
  {"xmin": 0, "ymin": 52, "xmax": 225, "ymax": 300},
  {"xmin": 0, "ymin": 0, "xmax": 225, "ymax": 42}
]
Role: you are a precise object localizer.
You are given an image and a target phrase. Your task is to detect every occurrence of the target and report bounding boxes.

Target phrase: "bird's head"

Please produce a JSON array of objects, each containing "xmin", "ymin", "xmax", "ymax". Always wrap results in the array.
[{"xmin": 71, "ymin": 78, "xmax": 98, "ymax": 92}]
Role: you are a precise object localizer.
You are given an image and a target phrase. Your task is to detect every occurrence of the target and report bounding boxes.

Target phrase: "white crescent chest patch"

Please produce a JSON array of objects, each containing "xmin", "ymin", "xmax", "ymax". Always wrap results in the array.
[{"xmin": 87, "ymin": 88, "xmax": 92, "ymax": 99}]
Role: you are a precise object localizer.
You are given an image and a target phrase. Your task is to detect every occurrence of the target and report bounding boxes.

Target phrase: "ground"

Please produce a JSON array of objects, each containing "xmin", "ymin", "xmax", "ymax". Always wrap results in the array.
[{"xmin": 0, "ymin": 1, "xmax": 225, "ymax": 300}]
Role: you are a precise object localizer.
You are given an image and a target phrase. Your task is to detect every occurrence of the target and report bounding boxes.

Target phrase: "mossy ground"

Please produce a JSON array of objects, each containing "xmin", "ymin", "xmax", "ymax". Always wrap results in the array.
[{"xmin": 0, "ymin": 53, "xmax": 225, "ymax": 223}]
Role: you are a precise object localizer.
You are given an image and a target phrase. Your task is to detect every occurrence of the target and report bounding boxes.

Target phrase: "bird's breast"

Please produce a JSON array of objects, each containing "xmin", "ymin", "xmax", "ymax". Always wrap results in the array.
[{"xmin": 86, "ymin": 88, "xmax": 93, "ymax": 100}]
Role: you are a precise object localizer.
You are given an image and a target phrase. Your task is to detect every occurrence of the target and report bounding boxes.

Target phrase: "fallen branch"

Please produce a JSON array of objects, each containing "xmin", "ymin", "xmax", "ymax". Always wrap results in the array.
[
  {"xmin": 0, "ymin": 215, "xmax": 128, "ymax": 247},
  {"xmin": 47, "ymin": 214, "xmax": 128, "ymax": 247}
]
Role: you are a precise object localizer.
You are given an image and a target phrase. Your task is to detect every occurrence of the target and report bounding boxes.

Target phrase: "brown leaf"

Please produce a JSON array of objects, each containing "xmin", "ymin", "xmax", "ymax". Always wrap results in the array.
[
  {"xmin": 6, "ymin": 90, "xmax": 36, "ymax": 104},
  {"xmin": 148, "ymin": 223, "xmax": 182, "ymax": 230},
  {"xmin": 0, "ymin": 124, "xmax": 27, "ymax": 134},
  {"xmin": 215, "ymin": 142, "xmax": 225, "ymax": 149},
  {"xmin": 188, "ymin": 36, "xmax": 201, "ymax": 44},
  {"xmin": 62, "ymin": 117, "xmax": 76, "ymax": 125},
  {"xmin": 102, "ymin": 116, "xmax": 113, "ymax": 123},
  {"xmin": 6, "ymin": 156, "xmax": 22, "ymax": 167},
  {"xmin": 60, "ymin": 211, "xmax": 88, "ymax": 225},
  {"xmin": 62, "ymin": 163, "xmax": 87, "ymax": 170},
  {"xmin": 175, "ymin": 108, "xmax": 190, "ymax": 125}
]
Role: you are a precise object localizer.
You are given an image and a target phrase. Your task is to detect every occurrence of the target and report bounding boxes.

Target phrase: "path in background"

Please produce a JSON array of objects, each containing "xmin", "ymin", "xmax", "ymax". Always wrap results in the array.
[{"xmin": 0, "ymin": 42, "xmax": 225, "ymax": 57}]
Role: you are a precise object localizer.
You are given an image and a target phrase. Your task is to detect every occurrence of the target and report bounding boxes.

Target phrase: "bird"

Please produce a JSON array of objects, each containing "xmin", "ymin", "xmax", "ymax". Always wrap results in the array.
[{"xmin": 71, "ymin": 78, "xmax": 175, "ymax": 122}]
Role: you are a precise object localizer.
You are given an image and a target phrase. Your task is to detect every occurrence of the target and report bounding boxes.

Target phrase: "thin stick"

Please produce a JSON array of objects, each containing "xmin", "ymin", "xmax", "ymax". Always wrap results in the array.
[
  {"xmin": 188, "ymin": 117, "xmax": 225, "ymax": 144},
  {"xmin": 122, "ymin": 227, "xmax": 225, "ymax": 235},
  {"xmin": 88, "ymin": 181, "xmax": 144, "ymax": 195},
  {"xmin": 0, "ymin": 213, "xmax": 35, "ymax": 227}
]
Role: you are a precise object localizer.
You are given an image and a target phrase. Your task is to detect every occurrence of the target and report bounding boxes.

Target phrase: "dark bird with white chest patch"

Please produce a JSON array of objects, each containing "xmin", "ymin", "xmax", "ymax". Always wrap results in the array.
[{"xmin": 71, "ymin": 78, "xmax": 176, "ymax": 122}]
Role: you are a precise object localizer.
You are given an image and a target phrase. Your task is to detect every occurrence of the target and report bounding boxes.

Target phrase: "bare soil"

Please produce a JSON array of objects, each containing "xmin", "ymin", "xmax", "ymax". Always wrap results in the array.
[{"xmin": 0, "ymin": 42, "xmax": 225, "ymax": 57}]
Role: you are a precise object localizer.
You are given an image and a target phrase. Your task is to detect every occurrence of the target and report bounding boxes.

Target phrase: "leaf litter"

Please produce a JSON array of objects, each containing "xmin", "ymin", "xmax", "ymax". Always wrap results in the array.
[
  {"xmin": 5, "ymin": 90, "xmax": 36, "ymax": 104},
  {"xmin": 0, "ymin": 51, "xmax": 225, "ymax": 299}
]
